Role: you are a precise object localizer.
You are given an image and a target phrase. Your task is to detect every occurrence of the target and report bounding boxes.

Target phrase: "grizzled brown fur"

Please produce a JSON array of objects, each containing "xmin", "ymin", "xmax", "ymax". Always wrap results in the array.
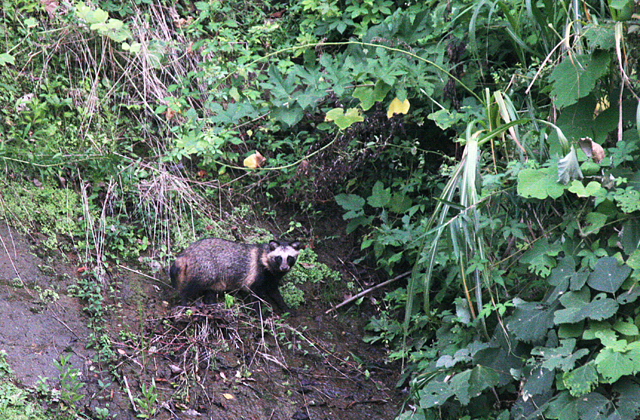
[{"xmin": 170, "ymin": 238, "xmax": 300, "ymax": 312}]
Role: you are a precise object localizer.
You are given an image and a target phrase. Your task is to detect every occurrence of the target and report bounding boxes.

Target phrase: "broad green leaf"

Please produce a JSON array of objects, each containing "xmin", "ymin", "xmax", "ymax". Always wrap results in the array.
[
  {"xmin": 352, "ymin": 80, "xmax": 391, "ymax": 111},
  {"xmin": 428, "ymin": 109, "xmax": 462, "ymax": 130},
  {"xmin": 583, "ymin": 23, "xmax": 616, "ymax": 50},
  {"xmin": 617, "ymin": 285, "xmax": 640, "ymax": 305},
  {"xmin": 582, "ymin": 321, "xmax": 615, "ymax": 341},
  {"xmin": 615, "ymin": 187, "xmax": 640, "ymax": 213},
  {"xmin": 520, "ymin": 239, "xmax": 560, "ymax": 277},
  {"xmin": 325, "ymin": 107, "xmax": 364, "ymax": 130},
  {"xmin": 587, "ymin": 257, "xmax": 631, "ymax": 293},
  {"xmin": 568, "ymin": 181, "xmax": 603, "ymax": 198},
  {"xmin": 388, "ymin": 193, "xmax": 412, "ymax": 213},
  {"xmin": 557, "ymin": 147, "xmax": 583, "ymax": 185},
  {"xmin": 76, "ymin": 2, "xmax": 109, "ymax": 25},
  {"xmin": 418, "ymin": 381, "xmax": 454, "ymax": 409},
  {"xmin": 345, "ymin": 215, "xmax": 373, "ymax": 234},
  {"xmin": 450, "ymin": 370, "xmax": 472, "ymax": 405},
  {"xmin": 576, "ymin": 392, "xmax": 610, "ymax": 419},
  {"xmin": 0, "ymin": 53, "xmax": 15, "ymax": 66},
  {"xmin": 367, "ymin": 181, "xmax": 391, "ymax": 208},
  {"xmin": 562, "ymin": 362, "xmax": 598, "ymax": 397},
  {"xmin": 517, "ymin": 167, "xmax": 566, "ymax": 200},
  {"xmin": 508, "ymin": 302, "xmax": 555, "ymax": 343},
  {"xmin": 582, "ymin": 212, "xmax": 607, "ymax": 235},
  {"xmin": 547, "ymin": 95, "xmax": 618, "ymax": 155},
  {"xmin": 549, "ymin": 51, "xmax": 611, "ymax": 109},
  {"xmin": 548, "ymin": 257, "xmax": 575, "ymax": 286},
  {"xmin": 621, "ymin": 219, "xmax": 640, "ymax": 255},
  {"xmin": 555, "ymin": 293, "xmax": 618, "ymax": 324},
  {"xmin": 613, "ymin": 379, "xmax": 640, "ymax": 418},
  {"xmin": 569, "ymin": 270, "xmax": 589, "ymax": 291},
  {"xmin": 545, "ymin": 391, "xmax": 579, "ymax": 420},
  {"xmin": 595, "ymin": 346, "xmax": 640, "ymax": 383},
  {"xmin": 335, "ymin": 194, "xmax": 365, "ymax": 212},
  {"xmin": 532, "ymin": 339, "xmax": 589, "ymax": 372},
  {"xmin": 522, "ymin": 367, "xmax": 554, "ymax": 397},
  {"xmin": 272, "ymin": 103, "xmax": 304, "ymax": 127},
  {"xmin": 628, "ymin": 250, "xmax": 640, "ymax": 270},
  {"xmin": 613, "ymin": 318, "xmax": 639, "ymax": 336},
  {"xmin": 468, "ymin": 365, "xmax": 501, "ymax": 398}
]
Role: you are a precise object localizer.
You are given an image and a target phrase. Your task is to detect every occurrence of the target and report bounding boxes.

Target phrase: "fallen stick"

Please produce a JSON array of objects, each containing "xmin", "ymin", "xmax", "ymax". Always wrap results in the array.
[
  {"xmin": 325, "ymin": 271, "xmax": 411, "ymax": 314},
  {"xmin": 123, "ymin": 375, "xmax": 137, "ymax": 412}
]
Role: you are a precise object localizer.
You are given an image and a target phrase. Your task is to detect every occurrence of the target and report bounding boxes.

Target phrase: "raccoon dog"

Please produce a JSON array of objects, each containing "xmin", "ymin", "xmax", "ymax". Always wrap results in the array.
[{"xmin": 170, "ymin": 238, "xmax": 301, "ymax": 312}]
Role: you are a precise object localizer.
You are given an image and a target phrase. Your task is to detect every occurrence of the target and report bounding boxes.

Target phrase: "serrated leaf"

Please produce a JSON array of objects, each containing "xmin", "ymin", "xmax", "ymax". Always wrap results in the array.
[
  {"xmin": 335, "ymin": 194, "xmax": 365, "ymax": 212},
  {"xmin": 557, "ymin": 147, "xmax": 583, "ymax": 185},
  {"xmin": 353, "ymin": 80, "xmax": 391, "ymax": 111},
  {"xmin": 613, "ymin": 379, "xmax": 640, "ymax": 418},
  {"xmin": 522, "ymin": 367, "xmax": 554, "ymax": 398},
  {"xmin": 272, "ymin": 103, "xmax": 304, "ymax": 127},
  {"xmin": 562, "ymin": 362, "xmax": 598, "ymax": 397},
  {"xmin": 508, "ymin": 302, "xmax": 555, "ymax": 343},
  {"xmin": 554, "ymin": 293, "xmax": 618, "ymax": 324},
  {"xmin": 532, "ymin": 339, "xmax": 589, "ymax": 371},
  {"xmin": 418, "ymin": 381, "xmax": 454, "ymax": 409},
  {"xmin": 520, "ymin": 239, "xmax": 560, "ymax": 277},
  {"xmin": 595, "ymin": 346, "xmax": 640, "ymax": 383},
  {"xmin": 468, "ymin": 365, "xmax": 501, "ymax": 398},
  {"xmin": 550, "ymin": 51, "xmax": 611, "ymax": 109},
  {"xmin": 325, "ymin": 107, "xmax": 364, "ymax": 129},
  {"xmin": 428, "ymin": 109, "xmax": 462, "ymax": 130},
  {"xmin": 387, "ymin": 97, "xmax": 410, "ymax": 118},
  {"xmin": 576, "ymin": 392, "xmax": 610, "ymax": 420},
  {"xmin": 450, "ymin": 370, "xmax": 472, "ymax": 405},
  {"xmin": 517, "ymin": 167, "xmax": 566, "ymax": 200},
  {"xmin": 367, "ymin": 181, "xmax": 390, "ymax": 208},
  {"xmin": 587, "ymin": 257, "xmax": 632, "ymax": 293},
  {"xmin": 388, "ymin": 193, "xmax": 412, "ymax": 213},
  {"xmin": 545, "ymin": 391, "xmax": 579, "ymax": 420}
]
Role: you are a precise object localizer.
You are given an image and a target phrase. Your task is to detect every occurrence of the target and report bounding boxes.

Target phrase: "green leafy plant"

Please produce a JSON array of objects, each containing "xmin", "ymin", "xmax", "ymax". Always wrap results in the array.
[
  {"xmin": 133, "ymin": 379, "xmax": 157, "ymax": 419},
  {"xmin": 55, "ymin": 354, "xmax": 84, "ymax": 407}
]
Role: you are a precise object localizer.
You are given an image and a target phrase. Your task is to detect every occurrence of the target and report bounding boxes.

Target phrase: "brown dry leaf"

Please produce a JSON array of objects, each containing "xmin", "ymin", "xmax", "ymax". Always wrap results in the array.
[
  {"xmin": 243, "ymin": 151, "xmax": 266, "ymax": 169},
  {"xmin": 578, "ymin": 137, "xmax": 605, "ymax": 164},
  {"xmin": 40, "ymin": 0, "xmax": 58, "ymax": 15},
  {"xmin": 169, "ymin": 364, "xmax": 183, "ymax": 374}
]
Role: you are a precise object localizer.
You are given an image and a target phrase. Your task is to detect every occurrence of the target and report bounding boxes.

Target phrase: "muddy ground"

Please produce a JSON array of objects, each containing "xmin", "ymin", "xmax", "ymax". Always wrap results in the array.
[{"xmin": 0, "ymin": 221, "xmax": 403, "ymax": 419}]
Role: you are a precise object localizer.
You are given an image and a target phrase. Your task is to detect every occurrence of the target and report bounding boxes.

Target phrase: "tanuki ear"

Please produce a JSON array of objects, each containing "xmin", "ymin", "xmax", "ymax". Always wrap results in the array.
[
  {"xmin": 269, "ymin": 240, "xmax": 279, "ymax": 251},
  {"xmin": 290, "ymin": 241, "xmax": 301, "ymax": 250}
]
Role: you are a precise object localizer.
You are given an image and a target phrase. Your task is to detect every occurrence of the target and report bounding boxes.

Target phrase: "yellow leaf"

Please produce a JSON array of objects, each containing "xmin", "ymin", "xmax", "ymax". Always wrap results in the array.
[
  {"xmin": 387, "ymin": 98, "xmax": 410, "ymax": 118},
  {"xmin": 222, "ymin": 393, "xmax": 235, "ymax": 400},
  {"xmin": 243, "ymin": 151, "xmax": 266, "ymax": 169}
]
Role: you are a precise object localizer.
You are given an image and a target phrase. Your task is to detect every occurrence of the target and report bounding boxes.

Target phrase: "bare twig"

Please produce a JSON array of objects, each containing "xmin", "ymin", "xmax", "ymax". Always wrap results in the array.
[
  {"xmin": 123, "ymin": 375, "xmax": 137, "ymax": 412},
  {"xmin": 325, "ymin": 271, "xmax": 411, "ymax": 314}
]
